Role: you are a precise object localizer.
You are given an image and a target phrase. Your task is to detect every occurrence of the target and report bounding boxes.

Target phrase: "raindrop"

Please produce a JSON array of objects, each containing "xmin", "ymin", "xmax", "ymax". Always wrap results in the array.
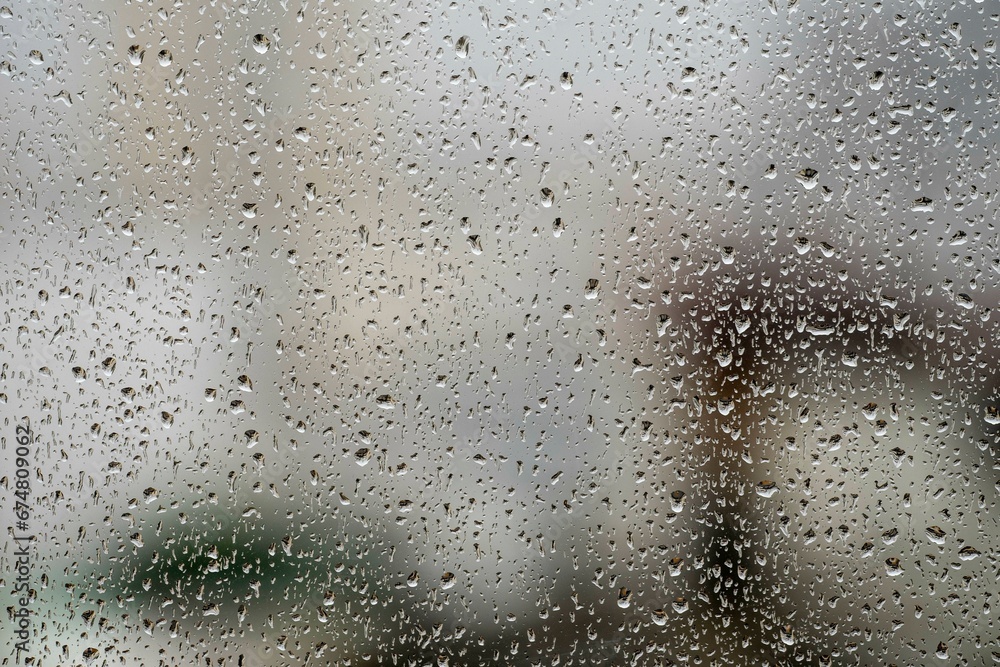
[
  {"xmin": 756, "ymin": 480, "xmax": 778, "ymax": 498},
  {"xmin": 616, "ymin": 587, "xmax": 632, "ymax": 608},
  {"xmin": 884, "ymin": 557, "xmax": 903, "ymax": 576},
  {"xmin": 540, "ymin": 188, "xmax": 554, "ymax": 207},
  {"xmin": 795, "ymin": 168, "xmax": 819, "ymax": 189},
  {"xmin": 127, "ymin": 45, "xmax": 144, "ymax": 66},
  {"xmin": 958, "ymin": 546, "xmax": 980, "ymax": 561},
  {"xmin": 467, "ymin": 235, "xmax": 483, "ymax": 255},
  {"xmin": 926, "ymin": 526, "xmax": 946, "ymax": 545},
  {"xmin": 355, "ymin": 448, "xmax": 373, "ymax": 466},
  {"xmin": 252, "ymin": 34, "xmax": 271, "ymax": 53},
  {"xmin": 669, "ymin": 490, "xmax": 686, "ymax": 512}
]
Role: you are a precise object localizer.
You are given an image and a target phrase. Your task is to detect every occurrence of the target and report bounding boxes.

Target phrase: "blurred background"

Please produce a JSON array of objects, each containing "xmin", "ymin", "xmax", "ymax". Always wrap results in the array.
[{"xmin": 1, "ymin": 0, "xmax": 998, "ymax": 665}]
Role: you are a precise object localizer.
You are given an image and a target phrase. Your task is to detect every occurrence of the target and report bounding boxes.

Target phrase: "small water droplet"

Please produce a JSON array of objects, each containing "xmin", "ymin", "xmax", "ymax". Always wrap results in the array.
[
  {"xmin": 958, "ymin": 545, "xmax": 980, "ymax": 561},
  {"xmin": 756, "ymin": 480, "xmax": 778, "ymax": 498},
  {"xmin": 926, "ymin": 526, "xmax": 946, "ymax": 545},
  {"xmin": 252, "ymin": 34, "xmax": 271, "ymax": 54},
  {"xmin": 795, "ymin": 168, "xmax": 819, "ymax": 189},
  {"xmin": 669, "ymin": 490, "xmax": 686, "ymax": 512},
  {"xmin": 354, "ymin": 448, "xmax": 372, "ymax": 466},
  {"xmin": 540, "ymin": 188, "xmax": 554, "ymax": 207},
  {"xmin": 467, "ymin": 235, "xmax": 483, "ymax": 255},
  {"xmin": 616, "ymin": 587, "xmax": 632, "ymax": 608},
  {"xmin": 127, "ymin": 45, "xmax": 144, "ymax": 66}
]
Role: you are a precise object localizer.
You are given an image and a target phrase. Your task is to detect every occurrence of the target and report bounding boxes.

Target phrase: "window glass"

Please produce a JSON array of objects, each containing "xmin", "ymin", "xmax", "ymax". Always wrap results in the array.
[{"xmin": 2, "ymin": 1, "xmax": 997, "ymax": 665}]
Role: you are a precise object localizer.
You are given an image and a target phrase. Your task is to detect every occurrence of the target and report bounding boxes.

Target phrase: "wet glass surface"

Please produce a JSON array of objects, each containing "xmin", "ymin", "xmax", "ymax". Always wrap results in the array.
[{"xmin": 1, "ymin": 1, "xmax": 998, "ymax": 665}]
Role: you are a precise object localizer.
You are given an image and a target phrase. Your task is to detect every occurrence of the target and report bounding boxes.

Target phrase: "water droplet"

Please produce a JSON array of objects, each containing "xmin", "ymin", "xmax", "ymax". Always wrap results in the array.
[
  {"xmin": 958, "ymin": 545, "xmax": 980, "ymax": 561},
  {"xmin": 616, "ymin": 587, "xmax": 632, "ymax": 608},
  {"xmin": 884, "ymin": 557, "xmax": 903, "ymax": 576},
  {"xmin": 354, "ymin": 448, "xmax": 372, "ymax": 466},
  {"xmin": 795, "ymin": 168, "xmax": 819, "ymax": 189},
  {"xmin": 127, "ymin": 45, "xmax": 144, "ymax": 66},
  {"xmin": 926, "ymin": 526, "xmax": 946, "ymax": 545},
  {"xmin": 868, "ymin": 70, "xmax": 885, "ymax": 90},
  {"xmin": 985, "ymin": 407, "xmax": 1000, "ymax": 425},
  {"xmin": 669, "ymin": 490, "xmax": 686, "ymax": 512},
  {"xmin": 756, "ymin": 480, "xmax": 778, "ymax": 498},
  {"xmin": 540, "ymin": 188, "xmax": 554, "ymax": 207},
  {"xmin": 252, "ymin": 34, "xmax": 271, "ymax": 54}
]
